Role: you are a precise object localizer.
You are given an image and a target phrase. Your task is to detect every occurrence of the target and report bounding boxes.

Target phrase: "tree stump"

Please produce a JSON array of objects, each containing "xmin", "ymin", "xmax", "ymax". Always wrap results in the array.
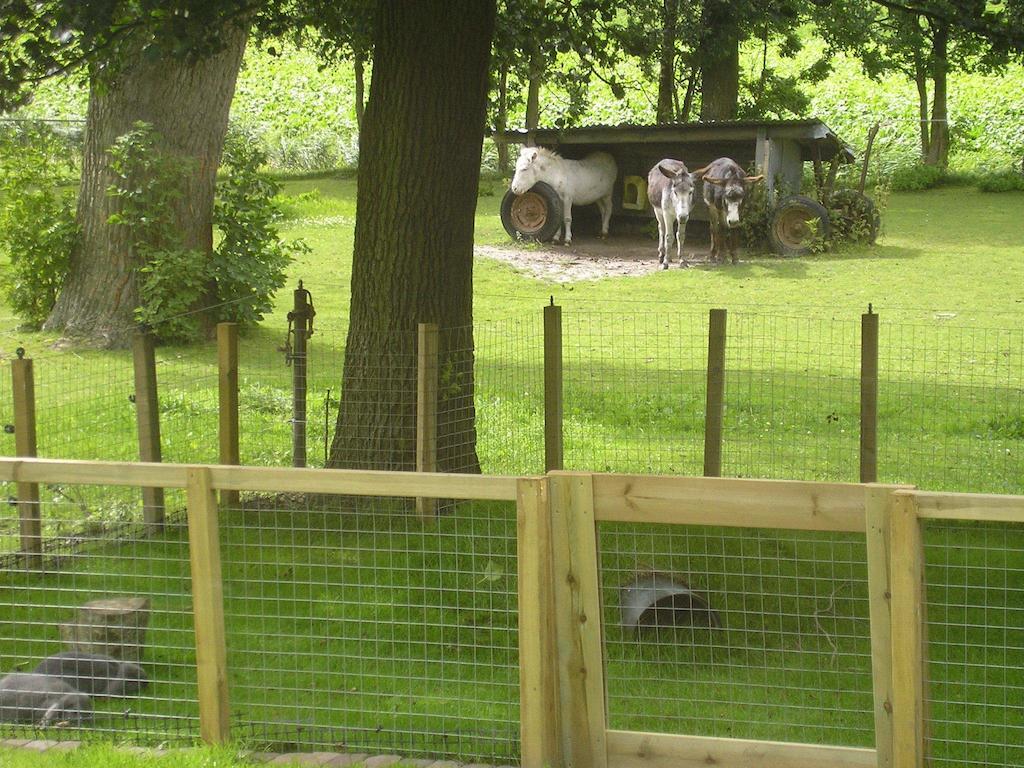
[{"xmin": 59, "ymin": 597, "xmax": 151, "ymax": 662}]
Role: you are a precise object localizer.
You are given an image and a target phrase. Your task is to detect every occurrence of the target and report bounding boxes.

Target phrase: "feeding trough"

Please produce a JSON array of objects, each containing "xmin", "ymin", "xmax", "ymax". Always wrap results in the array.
[{"xmin": 620, "ymin": 571, "xmax": 722, "ymax": 632}]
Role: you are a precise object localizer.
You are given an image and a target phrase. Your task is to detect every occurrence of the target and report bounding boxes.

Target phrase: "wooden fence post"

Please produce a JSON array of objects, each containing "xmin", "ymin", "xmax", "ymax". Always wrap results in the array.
[
  {"xmin": 416, "ymin": 323, "xmax": 439, "ymax": 519},
  {"xmin": 549, "ymin": 472, "xmax": 607, "ymax": 768},
  {"xmin": 517, "ymin": 477, "xmax": 561, "ymax": 768},
  {"xmin": 544, "ymin": 300, "xmax": 564, "ymax": 472},
  {"xmin": 217, "ymin": 323, "xmax": 240, "ymax": 510},
  {"xmin": 290, "ymin": 283, "xmax": 314, "ymax": 468},
  {"xmin": 861, "ymin": 307, "xmax": 879, "ymax": 483},
  {"xmin": 132, "ymin": 332, "xmax": 164, "ymax": 531},
  {"xmin": 186, "ymin": 466, "xmax": 230, "ymax": 744},
  {"xmin": 704, "ymin": 308, "xmax": 727, "ymax": 477},
  {"xmin": 866, "ymin": 485, "xmax": 896, "ymax": 768},
  {"xmin": 11, "ymin": 350, "xmax": 41, "ymax": 567},
  {"xmin": 889, "ymin": 491, "xmax": 928, "ymax": 768}
]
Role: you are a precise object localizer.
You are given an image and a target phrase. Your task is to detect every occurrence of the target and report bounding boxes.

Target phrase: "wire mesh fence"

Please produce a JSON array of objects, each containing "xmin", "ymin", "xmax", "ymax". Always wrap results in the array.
[
  {"xmin": 599, "ymin": 522, "xmax": 875, "ymax": 747},
  {"xmin": 220, "ymin": 494, "xmax": 520, "ymax": 761},
  {"xmin": 924, "ymin": 519, "xmax": 1024, "ymax": 768},
  {"xmin": 0, "ymin": 490, "xmax": 198, "ymax": 745},
  {"xmin": 3, "ymin": 306, "xmax": 1023, "ymax": 551}
]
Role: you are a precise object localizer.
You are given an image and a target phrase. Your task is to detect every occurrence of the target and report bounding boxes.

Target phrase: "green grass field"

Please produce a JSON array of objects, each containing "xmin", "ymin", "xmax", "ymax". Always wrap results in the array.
[{"xmin": 1, "ymin": 180, "xmax": 1022, "ymax": 765}]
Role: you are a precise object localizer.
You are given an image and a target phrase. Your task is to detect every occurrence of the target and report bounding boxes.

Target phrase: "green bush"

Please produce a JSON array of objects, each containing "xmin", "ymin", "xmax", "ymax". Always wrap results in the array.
[
  {"xmin": 212, "ymin": 134, "xmax": 308, "ymax": 326},
  {"xmin": 977, "ymin": 169, "xmax": 1024, "ymax": 193},
  {"xmin": 888, "ymin": 163, "xmax": 947, "ymax": 192},
  {"xmin": 107, "ymin": 123, "xmax": 305, "ymax": 343},
  {"xmin": 107, "ymin": 122, "xmax": 206, "ymax": 342},
  {"xmin": 0, "ymin": 127, "xmax": 78, "ymax": 328}
]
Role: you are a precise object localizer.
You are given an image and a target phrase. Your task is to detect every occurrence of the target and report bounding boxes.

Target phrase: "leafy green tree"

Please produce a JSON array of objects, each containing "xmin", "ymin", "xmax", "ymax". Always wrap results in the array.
[{"xmin": 815, "ymin": 0, "xmax": 1024, "ymax": 167}]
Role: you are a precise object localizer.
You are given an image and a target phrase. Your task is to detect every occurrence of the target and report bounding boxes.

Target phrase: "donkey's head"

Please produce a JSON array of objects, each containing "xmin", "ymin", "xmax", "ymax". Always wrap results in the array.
[{"xmin": 510, "ymin": 147, "xmax": 547, "ymax": 195}]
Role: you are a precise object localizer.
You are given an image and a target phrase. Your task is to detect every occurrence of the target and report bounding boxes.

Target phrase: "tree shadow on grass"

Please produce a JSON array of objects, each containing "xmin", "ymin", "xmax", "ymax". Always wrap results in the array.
[{"xmin": 721, "ymin": 243, "xmax": 923, "ymax": 279}]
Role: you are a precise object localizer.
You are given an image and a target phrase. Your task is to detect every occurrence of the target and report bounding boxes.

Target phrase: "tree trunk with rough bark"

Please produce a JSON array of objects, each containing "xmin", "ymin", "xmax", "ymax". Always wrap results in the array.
[
  {"xmin": 924, "ymin": 23, "xmax": 949, "ymax": 167},
  {"xmin": 657, "ymin": 0, "xmax": 679, "ymax": 123},
  {"xmin": 327, "ymin": 0, "xmax": 494, "ymax": 474},
  {"xmin": 495, "ymin": 62, "xmax": 510, "ymax": 174},
  {"xmin": 44, "ymin": 26, "xmax": 248, "ymax": 347},
  {"xmin": 698, "ymin": 0, "xmax": 740, "ymax": 121},
  {"xmin": 354, "ymin": 52, "xmax": 366, "ymax": 130},
  {"xmin": 913, "ymin": 52, "xmax": 931, "ymax": 160}
]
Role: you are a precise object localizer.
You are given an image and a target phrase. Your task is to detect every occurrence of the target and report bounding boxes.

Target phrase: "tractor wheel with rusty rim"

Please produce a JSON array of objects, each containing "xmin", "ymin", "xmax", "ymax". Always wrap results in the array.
[
  {"xmin": 768, "ymin": 194, "xmax": 831, "ymax": 256},
  {"xmin": 500, "ymin": 182, "xmax": 563, "ymax": 242},
  {"xmin": 828, "ymin": 189, "xmax": 880, "ymax": 244}
]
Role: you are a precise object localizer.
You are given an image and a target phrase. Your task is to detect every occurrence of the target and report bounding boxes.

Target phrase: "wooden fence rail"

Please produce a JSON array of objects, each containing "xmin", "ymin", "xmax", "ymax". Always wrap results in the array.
[{"xmin": 2, "ymin": 460, "xmax": 1022, "ymax": 763}]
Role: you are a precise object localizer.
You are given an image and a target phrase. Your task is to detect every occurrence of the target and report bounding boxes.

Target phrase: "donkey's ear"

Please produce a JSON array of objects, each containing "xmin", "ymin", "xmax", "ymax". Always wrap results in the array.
[
  {"xmin": 702, "ymin": 176, "xmax": 726, "ymax": 186},
  {"xmin": 744, "ymin": 174, "xmax": 765, "ymax": 184},
  {"xmin": 658, "ymin": 164, "xmax": 678, "ymax": 180}
]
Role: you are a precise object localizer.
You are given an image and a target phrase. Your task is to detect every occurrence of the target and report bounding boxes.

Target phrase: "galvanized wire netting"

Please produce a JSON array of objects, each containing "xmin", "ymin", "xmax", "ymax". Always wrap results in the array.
[
  {"xmin": 0, "ymin": 492, "xmax": 199, "ymax": 745},
  {"xmin": 562, "ymin": 311, "xmax": 709, "ymax": 475},
  {"xmin": 219, "ymin": 494, "xmax": 520, "ymax": 761},
  {"xmin": 879, "ymin": 323, "xmax": 1024, "ymax": 495},
  {"xmin": 924, "ymin": 520, "xmax": 1024, "ymax": 768},
  {"xmin": 599, "ymin": 522, "xmax": 875, "ymax": 747},
  {"xmin": 723, "ymin": 312, "xmax": 861, "ymax": 482}
]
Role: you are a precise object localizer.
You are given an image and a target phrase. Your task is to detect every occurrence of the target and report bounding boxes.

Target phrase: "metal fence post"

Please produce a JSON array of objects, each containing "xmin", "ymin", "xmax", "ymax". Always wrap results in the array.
[
  {"xmin": 132, "ymin": 332, "xmax": 164, "ymax": 531},
  {"xmin": 217, "ymin": 323, "xmax": 240, "ymax": 509},
  {"xmin": 704, "ymin": 308, "xmax": 727, "ymax": 477},
  {"xmin": 11, "ymin": 349, "xmax": 41, "ymax": 567},
  {"xmin": 290, "ymin": 282, "xmax": 314, "ymax": 468},
  {"xmin": 544, "ymin": 299, "xmax": 564, "ymax": 472},
  {"xmin": 416, "ymin": 322, "xmax": 439, "ymax": 519},
  {"xmin": 861, "ymin": 306, "xmax": 879, "ymax": 483},
  {"xmin": 186, "ymin": 466, "xmax": 230, "ymax": 744}
]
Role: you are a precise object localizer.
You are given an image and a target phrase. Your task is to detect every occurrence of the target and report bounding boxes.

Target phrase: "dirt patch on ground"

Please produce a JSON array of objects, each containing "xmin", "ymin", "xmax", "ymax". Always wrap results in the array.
[{"xmin": 475, "ymin": 234, "xmax": 722, "ymax": 282}]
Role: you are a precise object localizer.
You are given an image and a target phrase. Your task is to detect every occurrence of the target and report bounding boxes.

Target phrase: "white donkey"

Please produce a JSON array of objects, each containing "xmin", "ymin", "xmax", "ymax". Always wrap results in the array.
[
  {"xmin": 510, "ymin": 146, "xmax": 617, "ymax": 245},
  {"xmin": 647, "ymin": 159, "xmax": 695, "ymax": 269}
]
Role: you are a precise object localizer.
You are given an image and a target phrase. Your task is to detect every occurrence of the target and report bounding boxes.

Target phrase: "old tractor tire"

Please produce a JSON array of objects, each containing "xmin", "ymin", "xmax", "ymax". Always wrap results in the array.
[
  {"xmin": 769, "ymin": 194, "xmax": 832, "ymax": 256},
  {"xmin": 500, "ymin": 182, "xmax": 563, "ymax": 242},
  {"xmin": 829, "ymin": 189, "xmax": 881, "ymax": 244}
]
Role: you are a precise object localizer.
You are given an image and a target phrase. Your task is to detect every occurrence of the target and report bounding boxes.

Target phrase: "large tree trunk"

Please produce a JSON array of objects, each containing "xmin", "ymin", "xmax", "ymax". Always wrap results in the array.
[
  {"xmin": 657, "ymin": 0, "xmax": 679, "ymax": 123},
  {"xmin": 354, "ymin": 52, "xmax": 366, "ymax": 130},
  {"xmin": 698, "ymin": 0, "xmax": 740, "ymax": 120},
  {"xmin": 924, "ymin": 23, "xmax": 949, "ymax": 167},
  {"xmin": 495, "ymin": 62, "xmax": 510, "ymax": 174},
  {"xmin": 327, "ymin": 0, "xmax": 495, "ymax": 474},
  {"xmin": 913, "ymin": 51, "xmax": 931, "ymax": 160},
  {"xmin": 44, "ymin": 27, "xmax": 248, "ymax": 347}
]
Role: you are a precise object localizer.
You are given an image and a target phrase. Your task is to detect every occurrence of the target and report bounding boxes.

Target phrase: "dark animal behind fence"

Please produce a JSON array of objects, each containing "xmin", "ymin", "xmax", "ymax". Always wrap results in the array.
[
  {"xmin": 34, "ymin": 651, "xmax": 148, "ymax": 697},
  {"xmin": 0, "ymin": 672, "xmax": 93, "ymax": 725},
  {"xmin": 696, "ymin": 157, "xmax": 764, "ymax": 264}
]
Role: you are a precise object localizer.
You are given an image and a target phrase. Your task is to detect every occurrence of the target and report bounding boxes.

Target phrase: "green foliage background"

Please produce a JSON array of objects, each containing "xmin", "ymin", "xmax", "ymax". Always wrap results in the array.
[{"xmin": 12, "ymin": 37, "xmax": 1024, "ymax": 175}]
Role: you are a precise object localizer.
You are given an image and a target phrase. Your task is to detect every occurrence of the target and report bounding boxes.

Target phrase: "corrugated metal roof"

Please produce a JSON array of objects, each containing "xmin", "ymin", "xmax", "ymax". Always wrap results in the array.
[{"xmin": 491, "ymin": 119, "xmax": 856, "ymax": 163}]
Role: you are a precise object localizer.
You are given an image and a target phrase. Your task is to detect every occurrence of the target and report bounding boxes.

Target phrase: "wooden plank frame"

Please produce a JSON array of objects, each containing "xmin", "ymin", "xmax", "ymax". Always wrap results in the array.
[
  {"xmin": 185, "ymin": 467, "xmax": 230, "ymax": 743},
  {"xmin": 889, "ymin": 492, "xmax": 926, "ymax": 768},
  {"xmin": 132, "ymin": 332, "xmax": 165, "ymax": 530},
  {"xmin": 11, "ymin": 356, "xmax": 41, "ymax": 566},
  {"xmin": 416, "ymin": 322, "xmax": 439, "ymax": 519},
  {"xmin": 592, "ymin": 473, "xmax": 867, "ymax": 532},
  {"xmin": 0, "ymin": 458, "xmax": 519, "ymax": 500},
  {"xmin": 606, "ymin": 730, "xmax": 877, "ymax": 768},
  {"xmin": 217, "ymin": 322, "xmax": 240, "ymax": 509},
  {"xmin": 865, "ymin": 485, "xmax": 898, "ymax": 768},
  {"xmin": 517, "ymin": 477, "xmax": 561, "ymax": 768},
  {"xmin": 549, "ymin": 473, "xmax": 607, "ymax": 768}
]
